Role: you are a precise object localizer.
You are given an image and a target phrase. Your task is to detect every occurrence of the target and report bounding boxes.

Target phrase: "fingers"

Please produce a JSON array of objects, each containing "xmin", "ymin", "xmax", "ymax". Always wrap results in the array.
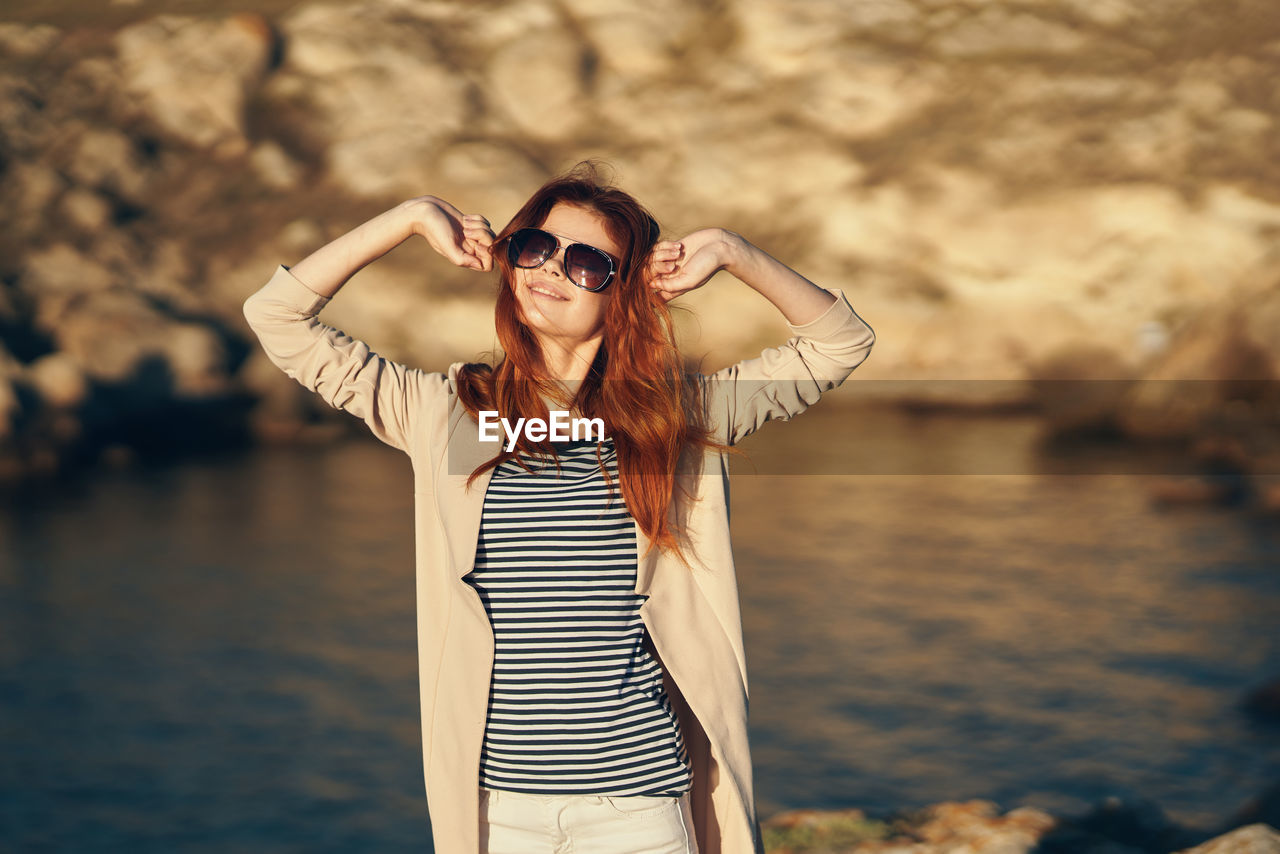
[
  {"xmin": 466, "ymin": 240, "xmax": 494, "ymax": 272},
  {"xmin": 462, "ymin": 228, "xmax": 494, "ymax": 271},
  {"xmin": 461, "ymin": 214, "xmax": 495, "ymax": 271},
  {"xmin": 649, "ymin": 241, "xmax": 720, "ymax": 298},
  {"xmin": 462, "ymin": 214, "xmax": 494, "ymax": 241},
  {"xmin": 647, "ymin": 240, "xmax": 684, "ymax": 278},
  {"xmin": 652, "ymin": 241, "xmax": 683, "ymax": 264}
]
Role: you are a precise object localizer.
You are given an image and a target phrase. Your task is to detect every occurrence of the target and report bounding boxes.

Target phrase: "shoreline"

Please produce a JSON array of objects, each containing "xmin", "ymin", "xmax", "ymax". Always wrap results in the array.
[{"xmin": 761, "ymin": 787, "xmax": 1280, "ymax": 853}]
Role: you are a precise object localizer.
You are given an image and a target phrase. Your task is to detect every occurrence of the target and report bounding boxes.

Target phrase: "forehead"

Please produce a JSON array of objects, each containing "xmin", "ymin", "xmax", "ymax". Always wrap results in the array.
[{"xmin": 540, "ymin": 203, "xmax": 623, "ymax": 259}]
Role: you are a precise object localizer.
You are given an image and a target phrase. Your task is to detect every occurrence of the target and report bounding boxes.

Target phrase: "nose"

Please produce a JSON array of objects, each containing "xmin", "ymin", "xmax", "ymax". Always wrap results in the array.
[{"xmin": 541, "ymin": 245, "xmax": 568, "ymax": 278}]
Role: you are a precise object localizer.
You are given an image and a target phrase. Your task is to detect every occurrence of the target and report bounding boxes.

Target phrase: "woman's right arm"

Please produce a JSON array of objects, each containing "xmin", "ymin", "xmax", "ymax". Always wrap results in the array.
[
  {"xmin": 290, "ymin": 196, "xmax": 495, "ymax": 298},
  {"xmin": 241, "ymin": 197, "xmax": 495, "ymax": 453}
]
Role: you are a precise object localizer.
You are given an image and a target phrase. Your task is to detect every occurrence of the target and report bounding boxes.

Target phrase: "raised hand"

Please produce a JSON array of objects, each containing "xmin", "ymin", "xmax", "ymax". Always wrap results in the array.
[
  {"xmin": 647, "ymin": 228, "xmax": 744, "ymax": 303},
  {"xmin": 408, "ymin": 196, "xmax": 496, "ymax": 272}
]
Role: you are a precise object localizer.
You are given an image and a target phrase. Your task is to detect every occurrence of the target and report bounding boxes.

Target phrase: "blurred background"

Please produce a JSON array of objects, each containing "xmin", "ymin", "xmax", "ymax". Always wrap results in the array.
[{"xmin": 1, "ymin": 0, "xmax": 1278, "ymax": 851}]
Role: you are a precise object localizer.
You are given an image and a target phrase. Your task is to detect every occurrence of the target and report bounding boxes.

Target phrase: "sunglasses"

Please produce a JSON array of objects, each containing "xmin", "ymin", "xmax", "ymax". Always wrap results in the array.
[{"xmin": 503, "ymin": 227, "xmax": 617, "ymax": 292}]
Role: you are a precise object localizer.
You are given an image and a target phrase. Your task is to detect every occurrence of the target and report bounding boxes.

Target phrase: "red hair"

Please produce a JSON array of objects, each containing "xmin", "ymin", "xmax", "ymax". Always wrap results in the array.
[{"xmin": 456, "ymin": 163, "xmax": 735, "ymax": 565}]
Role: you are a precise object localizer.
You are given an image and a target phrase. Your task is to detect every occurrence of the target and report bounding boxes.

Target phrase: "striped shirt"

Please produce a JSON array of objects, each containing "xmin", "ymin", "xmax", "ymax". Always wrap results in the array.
[{"xmin": 463, "ymin": 436, "xmax": 693, "ymax": 797}]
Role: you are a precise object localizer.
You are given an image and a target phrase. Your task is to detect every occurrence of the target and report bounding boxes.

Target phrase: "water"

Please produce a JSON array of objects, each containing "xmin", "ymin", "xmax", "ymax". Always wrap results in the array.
[{"xmin": 2, "ymin": 405, "xmax": 1278, "ymax": 851}]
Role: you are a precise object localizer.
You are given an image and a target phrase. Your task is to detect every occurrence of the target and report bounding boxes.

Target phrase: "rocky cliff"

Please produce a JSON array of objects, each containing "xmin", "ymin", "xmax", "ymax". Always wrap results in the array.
[{"xmin": 2, "ymin": 0, "xmax": 1278, "ymax": 478}]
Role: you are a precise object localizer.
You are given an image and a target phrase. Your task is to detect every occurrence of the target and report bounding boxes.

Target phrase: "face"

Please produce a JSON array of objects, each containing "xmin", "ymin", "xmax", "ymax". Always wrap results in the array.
[{"xmin": 511, "ymin": 202, "xmax": 623, "ymax": 355}]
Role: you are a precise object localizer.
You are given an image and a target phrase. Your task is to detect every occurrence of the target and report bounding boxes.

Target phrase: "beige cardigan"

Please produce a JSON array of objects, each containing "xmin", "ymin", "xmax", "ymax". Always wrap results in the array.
[{"xmin": 243, "ymin": 265, "xmax": 875, "ymax": 854}]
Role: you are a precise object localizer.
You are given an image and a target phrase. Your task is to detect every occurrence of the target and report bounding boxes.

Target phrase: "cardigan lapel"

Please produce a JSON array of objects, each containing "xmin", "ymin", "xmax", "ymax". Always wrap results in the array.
[{"xmin": 441, "ymin": 402, "xmax": 497, "ymax": 581}]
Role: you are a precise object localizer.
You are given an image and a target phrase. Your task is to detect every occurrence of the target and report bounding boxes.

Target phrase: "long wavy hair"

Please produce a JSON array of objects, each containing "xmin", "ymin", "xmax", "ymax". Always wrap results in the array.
[{"xmin": 456, "ymin": 163, "xmax": 734, "ymax": 565}]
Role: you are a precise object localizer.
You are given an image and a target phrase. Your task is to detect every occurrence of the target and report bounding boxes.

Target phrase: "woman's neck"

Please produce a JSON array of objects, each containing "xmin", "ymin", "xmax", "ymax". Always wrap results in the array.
[{"xmin": 535, "ymin": 334, "xmax": 602, "ymax": 388}]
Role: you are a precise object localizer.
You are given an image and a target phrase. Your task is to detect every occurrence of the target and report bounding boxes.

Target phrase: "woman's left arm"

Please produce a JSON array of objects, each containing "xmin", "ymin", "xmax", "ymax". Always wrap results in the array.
[
  {"xmin": 651, "ymin": 229, "xmax": 875, "ymax": 446},
  {"xmin": 649, "ymin": 228, "xmax": 835, "ymax": 325}
]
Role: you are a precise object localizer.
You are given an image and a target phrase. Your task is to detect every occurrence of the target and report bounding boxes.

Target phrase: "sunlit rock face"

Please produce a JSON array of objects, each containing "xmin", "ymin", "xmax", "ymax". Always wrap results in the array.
[{"xmin": 1, "ymin": 0, "xmax": 1278, "ymax": 477}]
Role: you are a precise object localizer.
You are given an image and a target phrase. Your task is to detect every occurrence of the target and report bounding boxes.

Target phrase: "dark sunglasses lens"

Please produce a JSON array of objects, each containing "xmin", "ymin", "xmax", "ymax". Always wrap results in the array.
[
  {"xmin": 564, "ymin": 245, "xmax": 613, "ymax": 290},
  {"xmin": 509, "ymin": 229, "xmax": 555, "ymax": 268}
]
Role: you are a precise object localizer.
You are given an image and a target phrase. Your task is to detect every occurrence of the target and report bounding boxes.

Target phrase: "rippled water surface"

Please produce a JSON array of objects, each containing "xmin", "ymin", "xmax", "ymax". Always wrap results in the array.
[{"xmin": 3, "ymin": 405, "xmax": 1278, "ymax": 851}]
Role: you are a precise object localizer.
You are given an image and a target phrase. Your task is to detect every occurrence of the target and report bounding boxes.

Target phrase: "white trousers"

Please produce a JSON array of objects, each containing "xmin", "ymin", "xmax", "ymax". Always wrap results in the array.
[{"xmin": 479, "ymin": 787, "xmax": 700, "ymax": 854}]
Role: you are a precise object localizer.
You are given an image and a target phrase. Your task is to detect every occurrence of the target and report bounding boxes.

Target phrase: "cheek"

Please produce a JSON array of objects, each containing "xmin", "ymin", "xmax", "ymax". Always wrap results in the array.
[
  {"xmin": 581, "ymin": 294, "xmax": 611, "ymax": 328},
  {"xmin": 511, "ymin": 271, "xmax": 534, "ymax": 304},
  {"xmin": 508, "ymin": 274, "xmax": 534, "ymax": 321}
]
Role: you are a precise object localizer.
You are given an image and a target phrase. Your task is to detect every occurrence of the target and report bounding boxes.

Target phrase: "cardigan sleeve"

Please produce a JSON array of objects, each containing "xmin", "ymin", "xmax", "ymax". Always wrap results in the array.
[
  {"xmin": 699, "ymin": 288, "xmax": 875, "ymax": 446},
  {"xmin": 242, "ymin": 264, "xmax": 450, "ymax": 455}
]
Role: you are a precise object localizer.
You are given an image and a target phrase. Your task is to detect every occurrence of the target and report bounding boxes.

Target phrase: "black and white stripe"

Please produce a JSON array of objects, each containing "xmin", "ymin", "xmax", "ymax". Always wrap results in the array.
[{"xmin": 464, "ymin": 437, "xmax": 692, "ymax": 796}]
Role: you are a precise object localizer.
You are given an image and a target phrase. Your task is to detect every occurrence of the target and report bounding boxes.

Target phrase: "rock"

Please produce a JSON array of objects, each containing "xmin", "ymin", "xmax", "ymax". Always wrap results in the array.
[
  {"xmin": 249, "ymin": 140, "xmax": 305, "ymax": 191},
  {"xmin": 762, "ymin": 800, "xmax": 1067, "ymax": 853},
  {"xmin": 1104, "ymin": 109, "xmax": 1194, "ymax": 177},
  {"xmin": 264, "ymin": 2, "xmax": 469, "ymax": 197},
  {"xmin": 1173, "ymin": 824, "xmax": 1280, "ymax": 854},
  {"xmin": 0, "ymin": 377, "xmax": 18, "ymax": 442},
  {"xmin": 46, "ymin": 289, "xmax": 229, "ymax": 397},
  {"xmin": 165, "ymin": 323, "xmax": 232, "ymax": 397},
  {"xmin": 0, "ymin": 343, "xmax": 23, "ymax": 442},
  {"xmin": 47, "ymin": 54, "xmax": 124, "ymax": 122},
  {"xmin": 239, "ymin": 348, "xmax": 349, "ymax": 445},
  {"xmin": 47, "ymin": 412, "xmax": 81, "ymax": 443},
  {"xmin": 910, "ymin": 800, "xmax": 1057, "ymax": 848},
  {"xmin": 760, "ymin": 806, "xmax": 891, "ymax": 850},
  {"xmin": 820, "ymin": 176, "xmax": 1280, "ymax": 382},
  {"xmin": 61, "ymin": 187, "xmax": 113, "ymax": 233},
  {"xmin": 731, "ymin": 0, "xmax": 853, "ymax": 75},
  {"xmin": 0, "ymin": 22, "xmax": 61, "ymax": 61},
  {"xmin": 277, "ymin": 218, "xmax": 327, "ymax": 258},
  {"xmin": 5, "ymin": 0, "xmax": 1280, "ymax": 467},
  {"xmin": 675, "ymin": 128, "xmax": 865, "ymax": 219},
  {"xmin": 791, "ymin": 56, "xmax": 947, "ymax": 140},
  {"xmin": 1067, "ymin": 795, "xmax": 1199, "ymax": 854},
  {"xmin": 3, "ymin": 160, "xmax": 67, "ymax": 242},
  {"xmin": 1055, "ymin": 0, "xmax": 1142, "ymax": 27},
  {"xmin": 485, "ymin": 25, "xmax": 590, "ymax": 143},
  {"xmin": 1175, "ymin": 78, "xmax": 1233, "ymax": 120},
  {"xmin": 592, "ymin": 79, "xmax": 763, "ymax": 151},
  {"xmin": 1028, "ymin": 344, "xmax": 1135, "ymax": 436},
  {"xmin": 932, "ymin": 10, "xmax": 1088, "ymax": 58},
  {"xmin": 456, "ymin": 0, "xmax": 556, "ymax": 46},
  {"xmin": 114, "ymin": 13, "xmax": 276, "ymax": 155},
  {"xmin": 62, "ymin": 125, "xmax": 150, "ymax": 202},
  {"xmin": 50, "ymin": 290, "xmax": 169, "ymax": 384},
  {"xmin": 561, "ymin": 0, "xmax": 697, "ymax": 79},
  {"xmin": 431, "ymin": 141, "xmax": 548, "ymax": 228},
  {"xmin": 21, "ymin": 243, "xmax": 117, "ymax": 305},
  {"xmin": 1243, "ymin": 679, "xmax": 1280, "ymax": 722},
  {"xmin": 129, "ymin": 240, "xmax": 201, "ymax": 313},
  {"xmin": 1118, "ymin": 272, "xmax": 1280, "ymax": 441},
  {"xmin": 842, "ymin": 0, "xmax": 923, "ymax": 37},
  {"xmin": 1227, "ymin": 784, "xmax": 1280, "ymax": 840},
  {"xmin": 26, "ymin": 352, "xmax": 89, "ymax": 409},
  {"xmin": 0, "ymin": 72, "xmax": 57, "ymax": 174}
]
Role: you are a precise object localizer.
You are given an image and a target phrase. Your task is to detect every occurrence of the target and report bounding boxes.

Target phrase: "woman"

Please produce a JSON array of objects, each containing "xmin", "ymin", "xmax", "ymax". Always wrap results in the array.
[{"xmin": 242, "ymin": 163, "xmax": 875, "ymax": 854}]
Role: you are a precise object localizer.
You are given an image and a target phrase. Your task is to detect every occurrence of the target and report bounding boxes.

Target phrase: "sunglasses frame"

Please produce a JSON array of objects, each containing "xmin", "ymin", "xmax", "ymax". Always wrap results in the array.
[{"xmin": 503, "ymin": 227, "xmax": 617, "ymax": 293}]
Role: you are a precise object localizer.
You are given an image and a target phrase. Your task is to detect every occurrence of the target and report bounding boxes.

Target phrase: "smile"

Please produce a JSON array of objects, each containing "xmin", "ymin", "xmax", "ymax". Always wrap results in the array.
[{"xmin": 529, "ymin": 284, "xmax": 569, "ymax": 301}]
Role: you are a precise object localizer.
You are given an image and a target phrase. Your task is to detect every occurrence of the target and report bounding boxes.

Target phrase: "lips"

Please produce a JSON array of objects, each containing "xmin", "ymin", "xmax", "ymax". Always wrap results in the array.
[{"xmin": 528, "ymin": 281, "xmax": 570, "ymax": 301}]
